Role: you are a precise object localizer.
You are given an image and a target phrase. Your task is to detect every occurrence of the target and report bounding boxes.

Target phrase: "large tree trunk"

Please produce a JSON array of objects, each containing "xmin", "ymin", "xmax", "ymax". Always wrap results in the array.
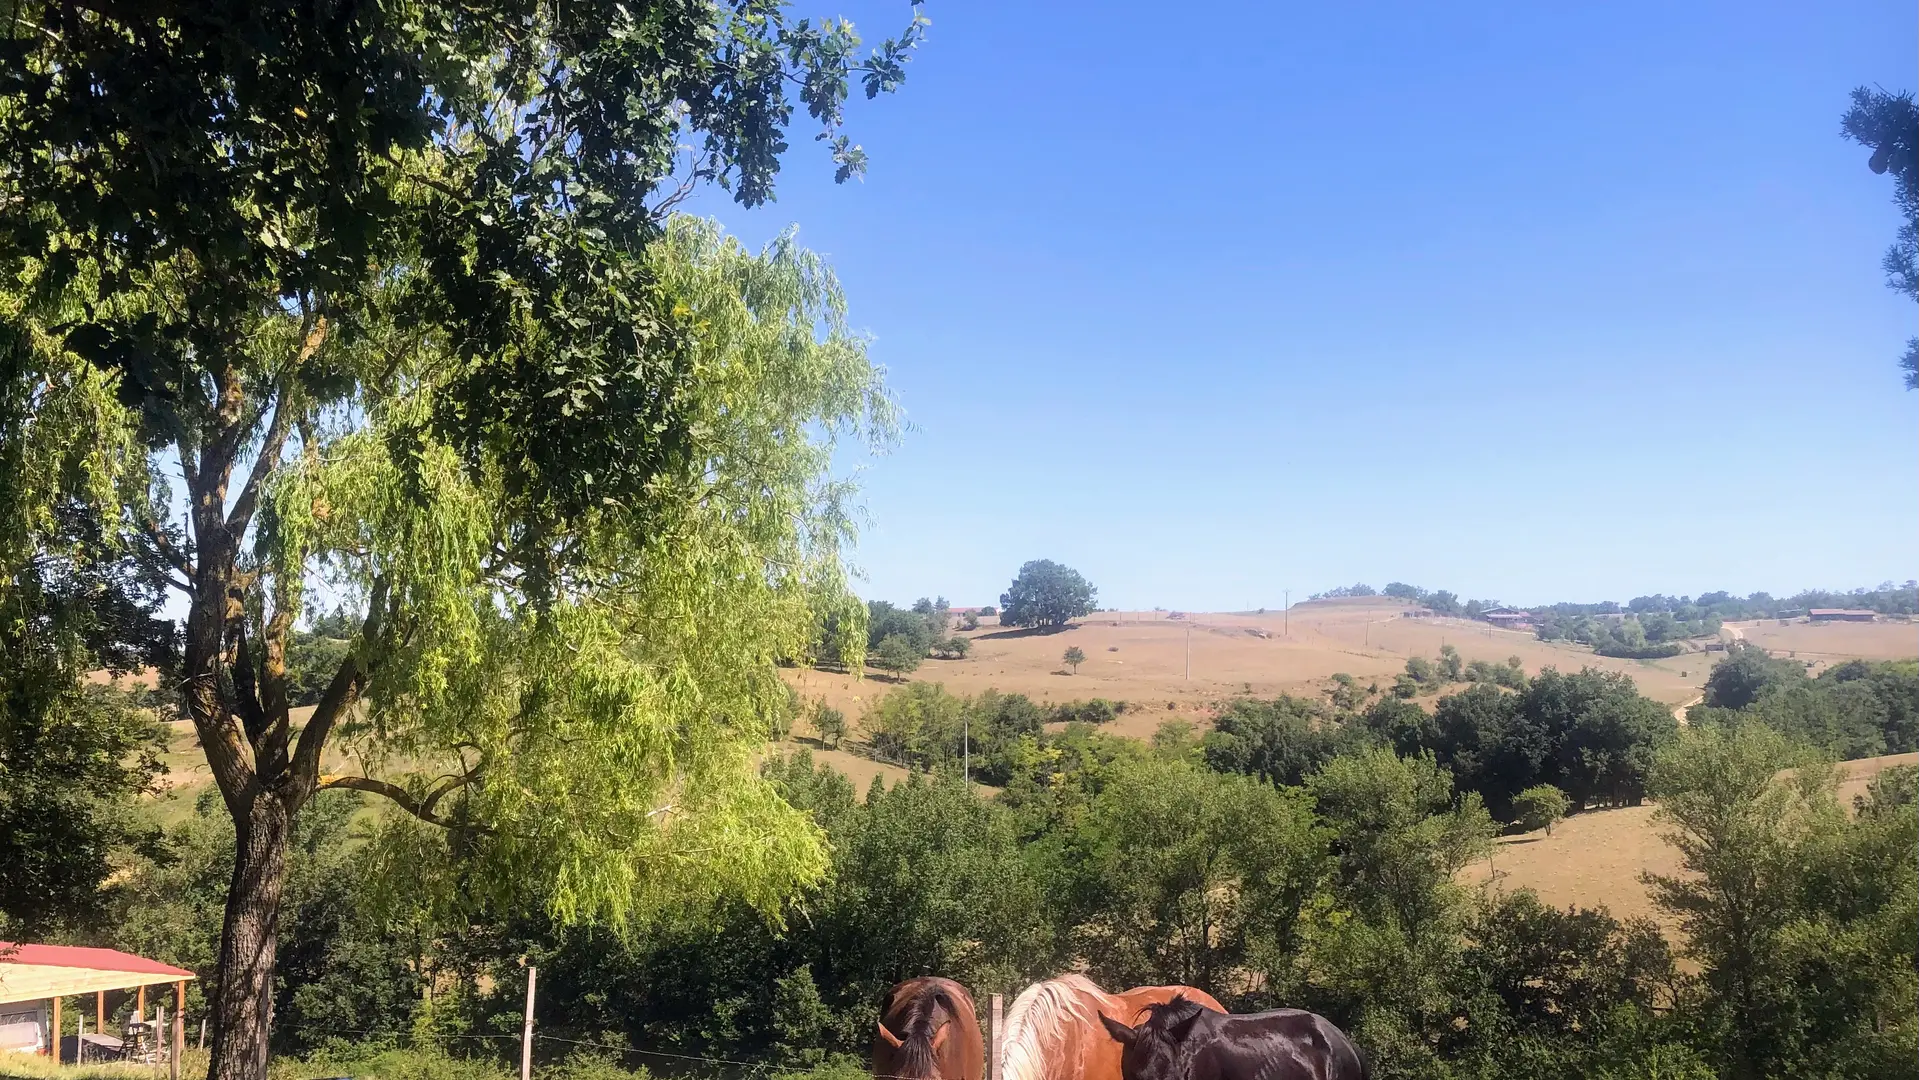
[{"xmin": 208, "ymin": 790, "xmax": 294, "ymax": 1080}]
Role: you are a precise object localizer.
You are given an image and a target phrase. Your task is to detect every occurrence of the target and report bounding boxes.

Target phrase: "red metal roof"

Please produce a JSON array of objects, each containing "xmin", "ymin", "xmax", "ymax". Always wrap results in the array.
[{"xmin": 0, "ymin": 944, "xmax": 194, "ymax": 978}]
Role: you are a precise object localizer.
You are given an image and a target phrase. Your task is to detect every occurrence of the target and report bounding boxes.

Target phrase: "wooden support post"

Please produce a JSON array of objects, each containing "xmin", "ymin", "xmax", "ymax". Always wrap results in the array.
[
  {"xmin": 989, "ymin": 994, "xmax": 1004, "ymax": 1080},
  {"xmin": 172, "ymin": 981, "xmax": 185, "ymax": 1080},
  {"xmin": 137, "ymin": 986, "xmax": 146, "ymax": 1022},
  {"xmin": 157, "ymin": 1005, "xmax": 166, "ymax": 1068},
  {"xmin": 78, "ymin": 1014, "xmax": 86, "ymax": 1065},
  {"xmin": 97, "ymin": 991, "xmax": 106, "ymax": 1034},
  {"xmin": 50, "ymin": 996, "xmax": 61, "ymax": 1063},
  {"xmin": 520, "ymin": 967, "xmax": 537, "ymax": 1080},
  {"xmin": 199, "ymin": 1019, "xmax": 207, "ymax": 1050}
]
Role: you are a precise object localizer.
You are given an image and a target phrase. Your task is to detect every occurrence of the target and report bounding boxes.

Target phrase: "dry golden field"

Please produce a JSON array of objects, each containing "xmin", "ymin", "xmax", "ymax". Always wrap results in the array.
[{"xmin": 1728, "ymin": 617, "xmax": 1918, "ymax": 664}]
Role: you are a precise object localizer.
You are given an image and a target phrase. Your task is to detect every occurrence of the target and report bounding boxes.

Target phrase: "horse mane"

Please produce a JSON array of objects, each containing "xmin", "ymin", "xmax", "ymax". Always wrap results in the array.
[
  {"xmin": 892, "ymin": 983, "xmax": 959, "ymax": 1079},
  {"xmin": 1002, "ymin": 976, "xmax": 1105, "ymax": 1080},
  {"xmin": 1140, "ymin": 995, "xmax": 1210, "ymax": 1038}
]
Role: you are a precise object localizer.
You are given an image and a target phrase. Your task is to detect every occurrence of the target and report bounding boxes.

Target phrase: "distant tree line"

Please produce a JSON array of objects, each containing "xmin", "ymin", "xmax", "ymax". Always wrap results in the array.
[
  {"xmin": 1202, "ymin": 663, "xmax": 1672, "ymax": 820},
  {"xmin": 851, "ymin": 683, "xmax": 1134, "ymax": 781},
  {"xmin": 1689, "ymin": 643, "xmax": 1918, "ymax": 759}
]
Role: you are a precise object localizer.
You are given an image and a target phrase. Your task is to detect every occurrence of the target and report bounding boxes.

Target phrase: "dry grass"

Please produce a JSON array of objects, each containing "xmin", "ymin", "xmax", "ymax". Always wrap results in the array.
[{"xmin": 0, "ymin": 1048, "xmax": 208, "ymax": 1080}]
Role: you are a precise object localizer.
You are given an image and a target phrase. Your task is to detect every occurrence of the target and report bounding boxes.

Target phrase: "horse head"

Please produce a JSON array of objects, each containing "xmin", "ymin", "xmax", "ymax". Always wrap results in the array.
[
  {"xmin": 877, "ymin": 981, "xmax": 971, "ymax": 1080},
  {"xmin": 1097, "ymin": 996, "xmax": 1210, "ymax": 1080}
]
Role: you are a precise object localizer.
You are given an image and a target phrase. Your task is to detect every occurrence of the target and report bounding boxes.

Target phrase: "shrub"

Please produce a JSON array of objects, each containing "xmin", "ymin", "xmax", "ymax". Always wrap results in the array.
[{"xmin": 1512, "ymin": 784, "xmax": 1570, "ymax": 834}]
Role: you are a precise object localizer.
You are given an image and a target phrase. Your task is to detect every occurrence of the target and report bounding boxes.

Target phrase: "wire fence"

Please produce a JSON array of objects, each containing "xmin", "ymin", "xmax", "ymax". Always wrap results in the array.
[{"xmin": 301, "ymin": 1026, "xmax": 932, "ymax": 1080}]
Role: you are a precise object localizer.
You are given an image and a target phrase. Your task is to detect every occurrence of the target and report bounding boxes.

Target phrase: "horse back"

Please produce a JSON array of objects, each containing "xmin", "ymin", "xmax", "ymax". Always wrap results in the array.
[{"xmin": 1194, "ymin": 1011, "xmax": 1365, "ymax": 1080}]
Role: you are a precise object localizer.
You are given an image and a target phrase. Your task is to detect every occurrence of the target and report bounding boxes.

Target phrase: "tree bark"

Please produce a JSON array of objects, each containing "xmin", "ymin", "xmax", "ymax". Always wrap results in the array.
[{"xmin": 207, "ymin": 790, "xmax": 293, "ymax": 1080}]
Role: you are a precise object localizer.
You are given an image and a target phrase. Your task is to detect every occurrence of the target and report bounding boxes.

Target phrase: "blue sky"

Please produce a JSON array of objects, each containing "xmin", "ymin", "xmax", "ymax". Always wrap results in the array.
[{"xmin": 688, "ymin": 1, "xmax": 1918, "ymax": 611}]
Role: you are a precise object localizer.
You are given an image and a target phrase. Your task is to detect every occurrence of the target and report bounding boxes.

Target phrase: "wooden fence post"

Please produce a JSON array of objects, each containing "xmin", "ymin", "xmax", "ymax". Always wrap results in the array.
[
  {"xmin": 521, "ymin": 966, "xmax": 538, "ymax": 1080},
  {"xmin": 50, "ymin": 996, "xmax": 61, "ymax": 1064},
  {"xmin": 989, "ymin": 994, "xmax": 1004, "ymax": 1080},
  {"xmin": 172, "ymin": 981, "xmax": 185, "ymax": 1080}
]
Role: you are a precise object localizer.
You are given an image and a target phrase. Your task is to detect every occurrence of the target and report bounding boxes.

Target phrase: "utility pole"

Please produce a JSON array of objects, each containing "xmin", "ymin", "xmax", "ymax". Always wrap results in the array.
[
  {"xmin": 1284, "ymin": 589, "xmax": 1290, "ymax": 636},
  {"xmin": 1185, "ymin": 622, "xmax": 1191, "ymax": 680}
]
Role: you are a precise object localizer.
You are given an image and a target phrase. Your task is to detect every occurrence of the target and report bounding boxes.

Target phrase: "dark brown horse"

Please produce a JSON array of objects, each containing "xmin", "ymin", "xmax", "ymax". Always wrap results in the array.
[
  {"xmin": 875, "ymin": 977, "xmax": 984, "ymax": 1080},
  {"xmin": 1098, "ymin": 996, "xmax": 1365, "ymax": 1080}
]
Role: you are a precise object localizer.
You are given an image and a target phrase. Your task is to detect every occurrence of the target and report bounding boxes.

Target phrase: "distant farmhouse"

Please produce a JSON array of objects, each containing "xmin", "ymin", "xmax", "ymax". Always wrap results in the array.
[
  {"xmin": 1808, "ymin": 609, "xmax": 1878, "ymax": 623},
  {"xmin": 1480, "ymin": 606, "xmax": 1535, "ymax": 630}
]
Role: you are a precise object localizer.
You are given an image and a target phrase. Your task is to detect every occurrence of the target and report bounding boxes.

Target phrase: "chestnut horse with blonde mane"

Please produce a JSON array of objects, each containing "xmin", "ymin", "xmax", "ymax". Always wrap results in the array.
[{"xmin": 999, "ymin": 975, "xmax": 1225, "ymax": 1080}]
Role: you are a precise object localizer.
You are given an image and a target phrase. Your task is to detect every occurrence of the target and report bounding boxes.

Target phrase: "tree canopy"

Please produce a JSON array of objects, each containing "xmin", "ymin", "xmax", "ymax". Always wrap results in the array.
[
  {"xmin": 997, "ymin": 559, "xmax": 1097, "ymax": 628},
  {"xmin": 1, "ymin": 3, "xmax": 923, "ymax": 1075},
  {"xmin": 1840, "ymin": 87, "xmax": 1919, "ymax": 389}
]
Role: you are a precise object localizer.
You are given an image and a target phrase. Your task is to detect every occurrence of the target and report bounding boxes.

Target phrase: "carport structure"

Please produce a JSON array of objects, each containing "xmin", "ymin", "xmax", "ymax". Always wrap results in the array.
[{"xmin": 1, "ymin": 943, "xmax": 194, "ymax": 1068}]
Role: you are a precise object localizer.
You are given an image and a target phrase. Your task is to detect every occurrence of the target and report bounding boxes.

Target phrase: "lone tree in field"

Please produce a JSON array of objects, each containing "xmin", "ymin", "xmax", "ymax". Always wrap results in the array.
[
  {"xmin": 872, "ymin": 634, "xmax": 926, "ymax": 678},
  {"xmin": 0, "ymin": 5, "xmax": 922, "ymax": 1079},
  {"xmin": 1512, "ymin": 784, "xmax": 1570, "ymax": 835},
  {"xmin": 998, "ymin": 560, "xmax": 1098, "ymax": 629},
  {"xmin": 1063, "ymin": 646, "xmax": 1087, "ymax": 674}
]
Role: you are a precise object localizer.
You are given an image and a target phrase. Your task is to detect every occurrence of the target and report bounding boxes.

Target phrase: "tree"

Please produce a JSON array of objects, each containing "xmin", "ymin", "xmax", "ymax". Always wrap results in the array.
[
  {"xmin": 1406, "ymin": 655, "xmax": 1438, "ymax": 685},
  {"xmin": 1839, "ymin": 88, "xmax": 1919, "ymax": 388},
  {"xmin": 1065, "ymin": 757, "xmax": 1326, "ymax": 991},
  {"xmin": 0, "ymin": 0, "xmax": 925, "ymax": 1062},
  {"xmin": 998, "ymin": 560, "xmax": 1098, "ymax": 628},
  {"xmin": 1511, "ymin": 785, "xmax": 1569, "ymax": 835},
  {"xmin": 1704, "ymin": 642, "xmax": 1805, "ymax": 710},
  {"xmin": 1438, "ymin": 644, "xmax": 1463, "ymax": 681},
  {"xmin": 933, "ymin": 636, "xmax": 972, "ymax": 659},
  {"xmin": 871, "ymin": 634, "xmax": 926, "ymax": 678},
  {"xmin": 1426, "ymin": 590, "xmax": 1462, "ymax": 616},
  {"xmin": 1203, "ymin": 695, "xmax": 1347, "ymax": 787},
  {"xmin": 867, "ymin": 601, "xmax": 939, "ymax": 656},
  {"xmin": 812, "ymin": 704, "xmax": 848, "ymax": 751},
  {"xmin": 1063, "ymin": 646, "xmax": 1086, "ymax": 673},
  {"xmin": 0, "ymin": 684, "xmax": 166, "ymax": 935},
  {"xmin": 1643, "ymin": 723, "xmax": 1834, "ymax": 1079},
  {"xmin": 0, "ymin": 351, "xmax": 175, "ymax": 934}
]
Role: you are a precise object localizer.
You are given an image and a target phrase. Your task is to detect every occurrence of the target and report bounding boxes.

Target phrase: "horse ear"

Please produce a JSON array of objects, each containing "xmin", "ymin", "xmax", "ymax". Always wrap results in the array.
[
  {"xmin": 877, "ymin": 1022, "xmax": 904, "ymax": 1049},
  {"xmin": 1166, "ymin": 1009, "xmax": 1204, "ymax": 1043},
  {"xmin": 1099, "ymin": 1014, "xmax": 1138, "ymax": 1046}
]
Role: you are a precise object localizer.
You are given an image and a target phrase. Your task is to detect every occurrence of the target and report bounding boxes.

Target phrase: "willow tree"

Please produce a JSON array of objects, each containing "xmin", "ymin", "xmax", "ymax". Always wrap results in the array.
[{"xmin": 0, "ymin": 4, "xmax": 917, "ymax": 1078}]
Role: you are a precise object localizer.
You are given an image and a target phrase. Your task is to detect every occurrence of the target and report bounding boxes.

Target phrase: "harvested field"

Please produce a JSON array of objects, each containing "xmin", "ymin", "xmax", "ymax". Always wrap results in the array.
[{"xmin": 1728, "ymin": 618, "xmax": 1917, "ymax": 665}]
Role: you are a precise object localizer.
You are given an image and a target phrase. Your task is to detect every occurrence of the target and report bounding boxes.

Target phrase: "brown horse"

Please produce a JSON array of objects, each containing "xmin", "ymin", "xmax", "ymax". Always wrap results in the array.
[
  {"xmin": 875, "ymin": 977, "xmax": 985, "ymax": 1080},
  {"xmin": 1000, "ymin": 975, "xmax": 1225, "ymax": 1080}
]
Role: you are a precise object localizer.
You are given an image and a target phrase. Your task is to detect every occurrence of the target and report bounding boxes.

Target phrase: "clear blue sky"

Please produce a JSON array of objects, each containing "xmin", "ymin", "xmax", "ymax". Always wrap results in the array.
[{"xmin": 690, "ymin": 0, "xmax": 1918, "ymax": 611}]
